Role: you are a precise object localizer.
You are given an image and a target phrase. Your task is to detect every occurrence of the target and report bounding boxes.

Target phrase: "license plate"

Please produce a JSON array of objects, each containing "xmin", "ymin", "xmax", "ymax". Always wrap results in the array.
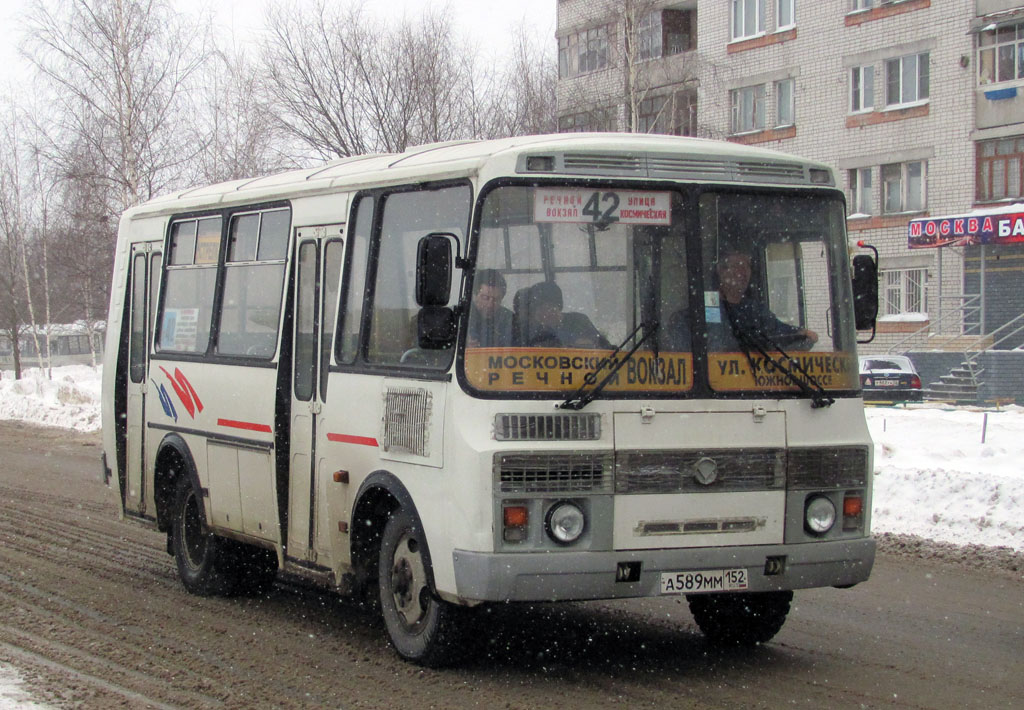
[
  {"xmin": 873, "ymin": 379, "xmax": 899, "ymax": 386},
  {"xmin": 660, "ymin": 568, "xmax": 748, "ymax": 594}
]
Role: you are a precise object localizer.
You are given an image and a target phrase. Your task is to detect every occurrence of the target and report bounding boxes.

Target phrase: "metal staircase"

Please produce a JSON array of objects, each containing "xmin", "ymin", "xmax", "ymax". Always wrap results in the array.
[{"xmin": 921, "ymin": 311, "xmax": 1024, "ymax": 404}]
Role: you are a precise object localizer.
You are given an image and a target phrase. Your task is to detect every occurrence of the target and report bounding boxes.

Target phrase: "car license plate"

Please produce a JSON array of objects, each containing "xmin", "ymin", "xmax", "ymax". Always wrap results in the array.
[
  {"xmin": 874, "ymin": 378, "xmax": 899, "ymax": 386},
  {"xmin": 660, "ymin": 568, "xmax": 748, "ymax": 594}
]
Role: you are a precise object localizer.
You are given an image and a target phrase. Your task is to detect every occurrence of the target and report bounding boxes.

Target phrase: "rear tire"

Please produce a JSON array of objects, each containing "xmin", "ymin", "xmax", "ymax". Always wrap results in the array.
[
  {"xmin": 378, "ymin": 508, "xmax": 463, "ymax": 666},
  {"xmin": 170, "ymin": 476, "xmax": 238, "ymax": 596},
  {"xmin": 687, "ymin": 591, "xmax": 793, "ymax": 646}
]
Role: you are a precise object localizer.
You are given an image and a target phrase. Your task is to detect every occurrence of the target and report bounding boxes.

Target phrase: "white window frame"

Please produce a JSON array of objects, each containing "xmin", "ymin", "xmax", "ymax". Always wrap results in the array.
[
  {"xmin": 885, "ymin": 52, "xmax": 929, "ymax": 107},
  {"xmin": 850, "ymin": 65, "xmax": 874, "ymax": 113},
  {"xmin": 882, "ymin": 268, "xmax": 926, "ymax": 316},
  {"xmin": 977, "ymin": 21, "xmax": 1024, "ymax": 86},
  {"xmin": 881, "ymin": 160, "xmax": 926, "ymax": 214},
  {"xmin": 849, "ymin": 167, "xmax": 874, "ymax": 215},
  {"xmin": 731, "ymin": 0, "xmax": 764, "ymax": 41},
  {"xmin": 730, "ymin": 84, "xmax": 766, "ymax": 134},
  {"xmin": 777, "ymin": 0, "xmax": 795, "ymax": 31},
  {"xmin": 851, "ymin": 0, "xmax": 873, "ymax": 11},
  {"xmin": 775, "ymin": 78, "xmax": 794, "ymax": 127}
]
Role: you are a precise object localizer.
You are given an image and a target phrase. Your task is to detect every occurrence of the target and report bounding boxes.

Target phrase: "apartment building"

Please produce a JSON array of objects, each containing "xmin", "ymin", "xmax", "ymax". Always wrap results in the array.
[{"xmin": 555, "ymin": 0, "xmax": 1024, "ymax": 354}]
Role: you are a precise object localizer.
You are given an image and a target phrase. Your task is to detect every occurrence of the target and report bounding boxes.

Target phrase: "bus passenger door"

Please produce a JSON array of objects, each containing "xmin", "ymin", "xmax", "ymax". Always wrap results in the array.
[
  {"xmin": 287, "ymin": 231, "xmax": 343, "ymax": 565},
  {"xmin": 125, "ymin": 242, "xmax": 162, "ymax": 517}
]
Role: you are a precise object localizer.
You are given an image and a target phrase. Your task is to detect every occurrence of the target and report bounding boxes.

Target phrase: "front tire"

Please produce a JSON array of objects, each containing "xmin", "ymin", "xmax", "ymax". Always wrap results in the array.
[
  {"xmin": 170, "ymin": 476, "xmax": 238, "ymax": 596},
  {"xmin": 378, "ymin": 509, "xmax": 463, "ymax": 666},
  {"xmin": 687, "ymin": 591, "xmax": 793, "ymax": 646}
]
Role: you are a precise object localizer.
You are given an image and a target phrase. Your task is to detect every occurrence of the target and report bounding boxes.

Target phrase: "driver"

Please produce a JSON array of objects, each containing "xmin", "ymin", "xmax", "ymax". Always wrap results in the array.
[{"xmin": 711, "ymin": 247, "xmax": 817, "ymax": 351}]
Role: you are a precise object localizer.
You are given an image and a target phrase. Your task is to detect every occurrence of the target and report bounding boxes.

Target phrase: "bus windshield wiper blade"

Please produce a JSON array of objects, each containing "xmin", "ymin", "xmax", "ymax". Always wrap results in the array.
[
  {"xmin": 724, "ymin": 309, "xmax": 834, "ymax": 409},
  {"xmin": 559, "ymin": 321, "xmax": 659, "ymax": 411}
]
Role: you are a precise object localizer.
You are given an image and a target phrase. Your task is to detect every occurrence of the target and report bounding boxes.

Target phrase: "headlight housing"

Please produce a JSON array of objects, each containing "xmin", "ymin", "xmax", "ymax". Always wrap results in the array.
[
  {"xmin": 545, "ymin": 501, "xmax": 585, "ymax": 544},
  {"xmin": 805, "ymin": 495, "xmax": 837, "ymax": 535}
]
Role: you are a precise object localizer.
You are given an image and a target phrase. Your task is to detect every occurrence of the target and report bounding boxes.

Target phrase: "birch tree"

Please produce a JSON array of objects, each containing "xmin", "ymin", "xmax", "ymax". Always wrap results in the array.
[{"xmin": 22, "ymin": 0, "xmax": 207, "ymax": 213}]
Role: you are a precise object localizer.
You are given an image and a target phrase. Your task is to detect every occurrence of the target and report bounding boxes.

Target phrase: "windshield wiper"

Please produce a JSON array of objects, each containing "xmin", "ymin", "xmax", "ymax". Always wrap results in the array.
[
  {"xmin": 723, "ymin": 304, "xmax": 834, "ymax": 409},
  {"xmin": 559, "ymin": 320, "xmax": 659, "ymax": 411}
]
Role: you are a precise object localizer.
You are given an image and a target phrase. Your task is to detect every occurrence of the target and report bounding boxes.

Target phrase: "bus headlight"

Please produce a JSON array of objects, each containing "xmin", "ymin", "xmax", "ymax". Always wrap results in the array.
[
  {"xmin": 804, "ymin": 495, "xmax": 836, "ymax": 535},
  {"xmin": 545, "ymin": 501, "xmax": 585, "ymax": 545}
]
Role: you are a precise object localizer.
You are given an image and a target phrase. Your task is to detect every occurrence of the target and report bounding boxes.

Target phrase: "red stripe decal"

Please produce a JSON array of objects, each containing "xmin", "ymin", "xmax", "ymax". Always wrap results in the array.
[
  {"xmin": 327, "ymin": 433, "xmax": 379, "ymax": 447},
  {"xmin": 218, "ymin": 418, "xmax": 272, "ymax": 433}
]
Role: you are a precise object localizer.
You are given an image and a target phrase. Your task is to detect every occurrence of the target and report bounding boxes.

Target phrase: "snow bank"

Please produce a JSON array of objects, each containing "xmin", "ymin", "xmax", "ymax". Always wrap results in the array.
[
  {"xmin": 0, "ymin": 365, "xmax": 101, "ymax": 432},
  {"xmin": 867, "ymin": 405, "xmax": 1024, "ymax": 551}
]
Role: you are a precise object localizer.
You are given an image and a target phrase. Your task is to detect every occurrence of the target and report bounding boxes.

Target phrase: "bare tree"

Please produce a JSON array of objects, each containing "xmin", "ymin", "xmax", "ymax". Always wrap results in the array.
[
  {"xmin": 22, "ymin": 0, "xmax": 207, "ymax": 213},
  {"xmin": 193, "ymin": 46, "xmax": 299, "ymax": 183},
  {"xmin": 478, "ymin": 25, "xmax": 558, "ymax": 138}
]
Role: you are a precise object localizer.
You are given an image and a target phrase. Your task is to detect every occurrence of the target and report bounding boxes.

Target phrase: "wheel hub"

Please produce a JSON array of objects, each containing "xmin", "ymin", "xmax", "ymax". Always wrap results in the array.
[{"xmin": 390, "ymin": 533, "xmax": 429, "ymax": 627}]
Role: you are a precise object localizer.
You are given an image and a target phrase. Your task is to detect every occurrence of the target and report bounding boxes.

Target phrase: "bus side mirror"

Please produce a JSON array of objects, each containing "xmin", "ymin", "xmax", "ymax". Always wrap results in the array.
[
  {"xmin": 418, "ymin": 306, "xmax": 456, "ymax": 349},
  {"xmin": 415, "ymin": 234, "xmax": 453, "ymax": 307},
  {"xmin": 852, "ymin": 253, "xmax": 878, "ymax": 337}
]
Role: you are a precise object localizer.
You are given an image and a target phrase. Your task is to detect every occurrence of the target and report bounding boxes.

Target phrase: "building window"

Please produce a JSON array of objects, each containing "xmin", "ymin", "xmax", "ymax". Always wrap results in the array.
[
  {"xmin": 977, "ymin": 136, "xmax": 1024, "ymax": 202},
  {"xmin": 634, "ymin": 90, "xmax": 698, "ymax": 136},
  {"xmin": 558, "ymin": 108, "xmax": 616, "ymax": 133},
  {"xmin": 636, "ymin": 9, "xmax": 696, "ymax": 61},
  {"xmin": 851, "ymin": 0, "xmax": 873, "ymax": 10},
  {"xmin": 579, "ymin": 27, "xmax": 609, "ymax": 74},
  {"xmin": 730, "ymin": 85, "xmax": 765, "ymax": 133},
  {"xmin": 777, "ymin": 0, "xmax": 795, "ymax": 30},
  {"xmin": 885, "ymin": 52, "xmax": 929, "ymax": 106},
  {"xmin": 883, "ymin": 268, "xmax": 925, "ymax": 315},
  {"xmin": 731, "ymin": 0, "xmax": 763, "ymax": 41},
  {"xmin": 849, "ymin": 167, "xmax": 874, "ymax": 215},
  {"xmin": 851, "ymin": 65, "xmax": 874, "ymax": 112},
  {"xmin": 775, "ymin": 78, "xmax": 794, "ymax": 127},
  {"xmin": 881, "ymin": 161, "xmax": 925, "ymax": 213},
  {"xmin": 978, "ymin": 22, "xmax": 1024, "ymax": 85},
  {"xmin": 558, "ymin": 26, "xmax": 610, "ymax": 78}
]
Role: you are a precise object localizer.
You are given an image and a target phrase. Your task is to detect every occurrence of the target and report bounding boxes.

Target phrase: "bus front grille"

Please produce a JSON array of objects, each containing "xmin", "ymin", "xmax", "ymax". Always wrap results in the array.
[
  {"xmin": 496, "ymin": 452, "xmax": 614, "ymax": 494},
  {"xmin": 615, "ymin": 449, "xmax": 786, "ymax": 494}
]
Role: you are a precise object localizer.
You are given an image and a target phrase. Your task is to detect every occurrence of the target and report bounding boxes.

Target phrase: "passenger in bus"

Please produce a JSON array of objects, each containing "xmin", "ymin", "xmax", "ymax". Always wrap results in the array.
[
  {"xmin": 466, "ymin": 268, "xmax": 514, "ymax": 348},
  {"xmin": 515, "ymin": 281, "xmax": 612, "ymax": 349},
  {"xmin": 711, "ymin": 247, "xmax": 818, "ymax": 351}
]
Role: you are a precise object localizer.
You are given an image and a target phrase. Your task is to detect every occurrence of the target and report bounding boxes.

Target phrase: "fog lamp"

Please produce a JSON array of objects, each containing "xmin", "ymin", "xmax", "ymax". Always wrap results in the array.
[
  {"xmin": 545, "ymin": 501, "xmax": 585, "ymax": 545},
  {"xmin": 805, "ymin": 495, "xmax": 836, "ymax": 535}
]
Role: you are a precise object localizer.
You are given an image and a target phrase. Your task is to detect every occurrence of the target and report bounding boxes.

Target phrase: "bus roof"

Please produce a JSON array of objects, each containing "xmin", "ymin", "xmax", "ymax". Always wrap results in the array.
[{"xmin": 124, "ymin": 133, "xmax": 836, "ymax": 219}]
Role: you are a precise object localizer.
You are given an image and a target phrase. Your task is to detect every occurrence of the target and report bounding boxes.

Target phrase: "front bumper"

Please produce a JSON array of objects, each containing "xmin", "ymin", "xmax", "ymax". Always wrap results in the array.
[{"xmin": 452, "ymin": 537, "xmax": 875, "ymax": 602}]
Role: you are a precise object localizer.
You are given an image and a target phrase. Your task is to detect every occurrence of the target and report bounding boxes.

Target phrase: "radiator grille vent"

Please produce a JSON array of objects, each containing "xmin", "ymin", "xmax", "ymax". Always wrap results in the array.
[
  {"xmin": 616, "ymin": 449, "xmax": 786, "ymax": 494},
  {"xmin": 381, "ymin": 387, "xmax": 431, "ymax": 456},
  {"xmin": 494, "ymin": 413, "xmax": 601, "ymax": 441},
  {"xmin": 496, "ymin": 452, "xmax": 613, "ymax": 494},
  {"xmin": 787, "ymin": 447, "xmax": 868, "ymax": 489}
]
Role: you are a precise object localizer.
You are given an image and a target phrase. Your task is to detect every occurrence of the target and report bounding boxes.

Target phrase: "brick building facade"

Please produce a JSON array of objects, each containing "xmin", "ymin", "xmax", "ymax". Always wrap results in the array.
[{"xmin": 555, "ymin": 0, "xmax": 1024, "ymax": 355}]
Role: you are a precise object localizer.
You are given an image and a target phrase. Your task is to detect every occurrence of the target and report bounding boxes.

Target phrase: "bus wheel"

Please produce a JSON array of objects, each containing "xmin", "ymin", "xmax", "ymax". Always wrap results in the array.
[
  {"xmin": 687, "ymin": 590, "xmax": 793, "ymax": 647},
  {"xmin": 170, "ymin": 476, "xmax": 237, "ymax": 596},
  {"xmin": 378, "ymin": 509, "xmax": 462, "ymax": 666}
]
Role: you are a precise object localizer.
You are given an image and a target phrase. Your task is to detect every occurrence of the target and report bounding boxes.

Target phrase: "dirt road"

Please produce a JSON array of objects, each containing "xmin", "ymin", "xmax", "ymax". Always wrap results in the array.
[{"xmin": 0, "ymin": 421, "xmax": 1021, "ymax": 709}]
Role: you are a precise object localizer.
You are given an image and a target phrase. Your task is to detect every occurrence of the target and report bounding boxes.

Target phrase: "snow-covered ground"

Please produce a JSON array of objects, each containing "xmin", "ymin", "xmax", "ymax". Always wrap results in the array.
[
  {"xmin": 2, "ymin": 364, "xmax": 1021, "ymax": 550},
  {"xmin": 0, "ymin": 364, "xmax": 1022, "ymax": 705}
]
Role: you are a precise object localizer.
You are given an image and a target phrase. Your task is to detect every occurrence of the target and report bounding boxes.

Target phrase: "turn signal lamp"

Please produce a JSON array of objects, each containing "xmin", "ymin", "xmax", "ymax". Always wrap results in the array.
[
  {"xmin": 503, "ymin": 504, "xmax": 528, "ymax": 543},
  {"xmin": 843, "ymin": 493, "xmax": 864, "ymax": 531}
]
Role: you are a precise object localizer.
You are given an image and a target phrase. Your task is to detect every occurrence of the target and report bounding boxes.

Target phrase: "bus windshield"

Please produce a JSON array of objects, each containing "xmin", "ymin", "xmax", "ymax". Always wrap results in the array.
[{"xmin": 463, "ymin": 184, "xmax": 858, "ymax": 397}]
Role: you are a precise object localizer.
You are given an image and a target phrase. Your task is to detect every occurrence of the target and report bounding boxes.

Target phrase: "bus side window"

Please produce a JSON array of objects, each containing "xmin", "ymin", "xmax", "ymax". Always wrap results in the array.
[
  {"xmin": 338, "ymin": 197, "xmax": 373, "ymax": 364},
  {"xmin": 157, "ymin": 217, "xmax": 220, "ymax": 354},
  {"xmin": 366, "ymin": 185, "xmax": 470, "ymax": 367}
]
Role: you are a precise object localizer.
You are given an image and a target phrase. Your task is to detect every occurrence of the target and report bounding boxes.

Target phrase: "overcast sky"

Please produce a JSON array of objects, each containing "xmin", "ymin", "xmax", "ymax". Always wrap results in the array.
[{"xmin": 1, "ymin": 0, "xmax": 557, "ymax": 89}]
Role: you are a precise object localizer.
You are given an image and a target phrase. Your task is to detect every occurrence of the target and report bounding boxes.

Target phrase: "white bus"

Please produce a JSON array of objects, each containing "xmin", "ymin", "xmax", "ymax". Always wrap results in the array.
[{"xmin": 101, "ymin": 134, "xmax": 879, "ymax": 666}]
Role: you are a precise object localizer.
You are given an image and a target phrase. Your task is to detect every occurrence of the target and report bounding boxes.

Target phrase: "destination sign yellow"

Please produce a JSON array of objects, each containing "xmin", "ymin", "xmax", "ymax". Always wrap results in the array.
[
  {"xmin": 708, "ymin": 352, "xmax": 858, "ymax": 391},
  {"xmin": 465, "ymin": 348, "xmax": 693, "ymax": 392}
]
